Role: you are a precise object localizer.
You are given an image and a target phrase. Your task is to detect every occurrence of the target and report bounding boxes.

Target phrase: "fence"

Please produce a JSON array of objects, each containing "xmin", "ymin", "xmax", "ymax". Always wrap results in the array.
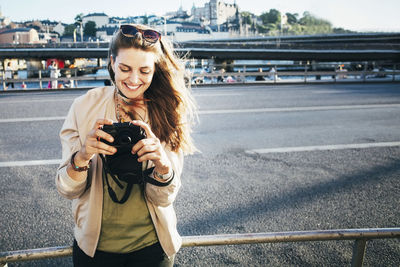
[
  {"xmin": 1, "ymin": 64, "xmax": 400, "ymax": 91},
  {"xmin": 1, "ymin": 228, "xmax": 399, "ymax": 266}
]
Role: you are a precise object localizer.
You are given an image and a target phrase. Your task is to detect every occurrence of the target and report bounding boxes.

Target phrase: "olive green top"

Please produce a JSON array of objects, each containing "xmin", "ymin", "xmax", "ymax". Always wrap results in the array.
[{"xmin": 97, "ymin": 172, "xmax": 158, "ymax": 253}]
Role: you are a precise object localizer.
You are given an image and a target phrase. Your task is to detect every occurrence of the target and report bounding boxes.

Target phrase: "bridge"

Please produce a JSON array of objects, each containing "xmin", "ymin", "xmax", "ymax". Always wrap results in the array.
[{"xmin": 0, "ymin": 33, "xmax": 399, "ymax": 61}]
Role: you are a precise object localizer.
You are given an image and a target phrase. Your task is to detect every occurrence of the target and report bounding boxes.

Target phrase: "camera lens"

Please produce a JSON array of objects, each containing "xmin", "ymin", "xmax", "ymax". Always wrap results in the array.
[{"xmin": 119, "ymin": 135, "xmax": 132, "ymax": 145}]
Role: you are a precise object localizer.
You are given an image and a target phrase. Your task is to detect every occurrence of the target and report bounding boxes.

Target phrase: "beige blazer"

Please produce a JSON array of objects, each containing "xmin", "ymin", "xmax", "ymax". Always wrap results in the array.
[{"xmin": 55, "ymin": 86, "xmax": 183, "ymax": 257}]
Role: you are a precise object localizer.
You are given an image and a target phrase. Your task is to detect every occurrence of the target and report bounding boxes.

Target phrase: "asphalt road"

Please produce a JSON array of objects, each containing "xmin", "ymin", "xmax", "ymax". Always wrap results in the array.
[{"xmin": 0, "ymin": 83, "xmax": 399, "ymax": 266}]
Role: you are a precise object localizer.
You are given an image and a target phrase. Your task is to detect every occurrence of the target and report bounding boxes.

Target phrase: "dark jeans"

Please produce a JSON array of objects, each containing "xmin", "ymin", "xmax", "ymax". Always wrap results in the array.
[{"xmin": 73, "ymin": 240, "xmax": 174, "ymax": 267}]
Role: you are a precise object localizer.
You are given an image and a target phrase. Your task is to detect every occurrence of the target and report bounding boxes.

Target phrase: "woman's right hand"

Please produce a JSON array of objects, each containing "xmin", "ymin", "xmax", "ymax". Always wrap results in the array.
[{"xmin": 77, "ymin": 118, "xmax": 117, "ymax": 162}]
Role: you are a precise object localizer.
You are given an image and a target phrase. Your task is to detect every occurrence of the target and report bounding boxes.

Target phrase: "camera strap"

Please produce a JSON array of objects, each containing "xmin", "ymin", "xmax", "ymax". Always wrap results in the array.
[
  {"xmin": 99, "ymin": 154, "xmax": 174, "ymax": 204},
  {"xmin": 100, "ymin": 154, "xmax": 139, "ymax": 204}
]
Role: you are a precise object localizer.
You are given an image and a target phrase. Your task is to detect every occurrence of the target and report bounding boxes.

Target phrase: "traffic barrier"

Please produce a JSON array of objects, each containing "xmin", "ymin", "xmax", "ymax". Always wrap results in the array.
[{"xmin": 1, "ymin": 228, "xmax": 399, "ymax": 267}]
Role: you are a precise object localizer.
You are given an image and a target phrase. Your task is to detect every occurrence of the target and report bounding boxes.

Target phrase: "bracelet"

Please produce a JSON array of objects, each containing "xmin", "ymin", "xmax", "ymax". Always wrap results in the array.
[
  {"xmin": 154, "ymin": 168, "xmax": 174, "ymax": 181},
  {"xmin": 70, "ymin": 151, "xmax": 91, "ymax": 172},
  {"xmin": 145, "ymin": 167, "xmax": 174, "ymax": 187}
]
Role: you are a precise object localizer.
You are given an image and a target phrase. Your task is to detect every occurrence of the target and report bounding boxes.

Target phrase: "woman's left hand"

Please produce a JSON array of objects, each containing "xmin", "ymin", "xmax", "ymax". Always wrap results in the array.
[{"xmin": 130, "ymin": 120, "xmax": 171, "ymax": 174}]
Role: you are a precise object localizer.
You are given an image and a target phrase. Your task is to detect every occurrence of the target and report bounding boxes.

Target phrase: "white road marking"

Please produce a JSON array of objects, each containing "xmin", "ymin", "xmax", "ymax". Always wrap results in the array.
[
  {"xmin": 193, "ymin": 93, "xmax": 243, "ymax": 97},
  {"xmin": 1, "ymin": 103, "xmax": 399, "ymax": 123},
  {"xmin": 0, "ymin": 98, "xmax": 75, "ymax": 104},
  {"xmin": 199, "ymin": 103, "xmax": 400, "ymax": 115},
  {"xmin": 245, "ymin": 141, "xmax": 400, "ymax": 154},
  {"xmin": 0, "ymin": 116, "xmax": 66, "ymax": 123},
  {"xmin": 0, "ymin": 93, "xmax": 241, "ymax": 104},
  {"xmin": 0, "ymin": 159, "xmax": 61, "ymax": 168},
  {"xmin": 2, "ymin": 141, "xmax": 399, "ymax": 167}
]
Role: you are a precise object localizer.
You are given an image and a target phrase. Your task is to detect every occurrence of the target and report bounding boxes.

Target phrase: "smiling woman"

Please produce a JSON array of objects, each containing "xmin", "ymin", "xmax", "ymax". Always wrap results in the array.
[
  {"xmin": 110, "ymin": 48, "xmax": 156, "ymax": 103},
  {"xmin": 55, "ymin": 24, "xmax": 197, "ymax": 267}
]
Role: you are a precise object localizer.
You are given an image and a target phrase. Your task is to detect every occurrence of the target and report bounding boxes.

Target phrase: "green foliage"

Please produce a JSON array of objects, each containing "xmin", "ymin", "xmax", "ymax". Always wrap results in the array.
[
  {"xmin": 253, "ymin": 9, "xmax": 351, "ymax": 35},
  {"xmin": 84, "ymin": 21, "xmax": 97, "ymax": 37},
  {"xmin": 74, "ymin": 13, "xmax": 83, "ymax": 25},
  {"xmin": 299, "ymin": 12, "xmax": 331, "ymax": 27},
  {"xmin": 241, "ymin": 11, "xmax": 253, "ymax": 25},
  {"xmin": 285, "ymin": 12, "xmax": 298, "ymax": 25},
  {"xmin": 333, "ymin": 27, "xmax": 356, "ymax": 34},
  {"xmin": 260, "ymin": 9, "xmax": 281, "ymax": 25},
  {"xmin": 63, "ymin": 24, "xmax": 76, "ymax": 36}
]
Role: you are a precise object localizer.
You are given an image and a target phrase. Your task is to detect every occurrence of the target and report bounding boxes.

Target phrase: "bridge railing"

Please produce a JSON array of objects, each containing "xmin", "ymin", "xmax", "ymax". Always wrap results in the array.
[
  {"xmin": 0, "ymin": 228, "xmax": 399, "ymax": 267},
  {"xmin": 1, "ymin": 66, "xmax": 399, "ymax": 90}
]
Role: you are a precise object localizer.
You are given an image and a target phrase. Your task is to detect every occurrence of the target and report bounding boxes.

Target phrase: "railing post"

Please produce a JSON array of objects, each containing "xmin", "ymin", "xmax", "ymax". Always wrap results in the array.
[
  {"xmin": 363, "ymin": 62, "xmax": 367, "ymax": 82},
  {"xmin": 2, "ymin": 72, "xmax": 5, "ymax": 90},
  {"xmin": 351, "ymin": 239, "xmax": 367, "ymax": 267},
  {"xmin": 304, "ymin": 65, "xmax": 307, "ymax": 83},
  {"xmin": 74, "ymin": 68, "xmax": 78, "ymax": 87},
  {"xmin": 334, "ymin": 66, "xmax": 337, "ymax": 83},
  {"xmin": 38, "ymin": 70, "xmax": 42, "ymax": 89}
]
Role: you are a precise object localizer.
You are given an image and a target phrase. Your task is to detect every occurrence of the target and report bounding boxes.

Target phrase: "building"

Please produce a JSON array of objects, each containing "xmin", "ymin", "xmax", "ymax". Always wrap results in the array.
[
  {"xmin": 53, "ymin": 22, "xmax": 66, "ymax": 36},
  {"xmin": 39, "ymin": 20, "xmax": 59, "ymax": 32},
  {"xmin": 96, "ymin": 25, "xmax": 118, "ymax": 42},
  {"xmin": 0, "ymin": 28, "xmax": 40, "ymax": 44},
  {"xmin": 82, "ymin": 13, "xmax": 109, "ymax": 28},
  {"xmin": 165, "ymin": 5, "xmax": 191, "ymax": 21},
  {"xmin": 0, "ymin": 6, "xmax": 11, "ymax": 28},
  {"xmin": 191, "ymin": 0, "xmax": 238, "ymax": 26},
  {"xmin": 0, "ymin": 16, "xmax": 10, "ymax": 28}
]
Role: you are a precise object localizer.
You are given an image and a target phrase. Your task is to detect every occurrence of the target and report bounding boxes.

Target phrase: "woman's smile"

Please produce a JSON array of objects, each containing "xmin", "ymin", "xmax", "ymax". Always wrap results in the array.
[{"xmin": 124, "ymin": 82, "xmax": 142, "ymax": 91}]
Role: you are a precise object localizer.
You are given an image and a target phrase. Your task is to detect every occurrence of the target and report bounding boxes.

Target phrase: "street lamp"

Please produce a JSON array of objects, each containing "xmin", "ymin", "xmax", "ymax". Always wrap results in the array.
[
  {"xmin": 73, "ymin": 29, "xmax": 77, "ymax": 43},
  {"xmin": 78, "ymin": 21, "xmax": 83, "ymax": 42}
]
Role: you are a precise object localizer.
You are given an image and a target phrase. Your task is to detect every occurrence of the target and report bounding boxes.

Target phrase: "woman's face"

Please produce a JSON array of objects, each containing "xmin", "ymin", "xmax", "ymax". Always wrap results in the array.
[{"xmin": 111, "ymin": 47, "xmax": 156, "ymax": 100}]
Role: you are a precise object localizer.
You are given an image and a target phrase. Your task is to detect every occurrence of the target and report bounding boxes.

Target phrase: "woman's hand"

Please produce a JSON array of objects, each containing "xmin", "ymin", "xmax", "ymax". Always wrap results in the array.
[
  {"xmin": 130, "ymin": 120, "xmax": 172, "ymax": 175},
  {"xmin": 77, "ymin": 118, "xmax": 117, "ymax": 162}
]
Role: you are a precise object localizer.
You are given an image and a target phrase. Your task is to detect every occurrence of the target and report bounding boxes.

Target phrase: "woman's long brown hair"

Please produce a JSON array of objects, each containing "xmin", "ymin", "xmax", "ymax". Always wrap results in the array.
[{"xmin": 108, "ymin": 24, "xmax": 197, "ymax": 154}]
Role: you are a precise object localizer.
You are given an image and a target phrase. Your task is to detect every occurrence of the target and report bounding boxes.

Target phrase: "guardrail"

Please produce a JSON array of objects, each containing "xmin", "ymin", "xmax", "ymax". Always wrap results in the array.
[
  {"xmin": 1, "ymin": 70, "xmax": 400, "ymax": 91},
  {"xmin": 189, "ymin": 69, "xmax": 400, "ymax": 84},
  {"xmin": 1, "ymin": 228, "xmax": 399, "ymax": 266},
  {"xmin": 1, "ymin": 65, "xmax": 400, "ymax": 91}
]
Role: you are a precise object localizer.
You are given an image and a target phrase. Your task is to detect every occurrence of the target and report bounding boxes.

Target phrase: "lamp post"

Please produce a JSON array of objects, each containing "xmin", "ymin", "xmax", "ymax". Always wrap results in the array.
[
  {"xmin": 73, "ymin": 29, "xmax": 77, "ymax": 43},
  {"xmin": 163, "ymin": 16, "xmax": 167, "ymax": 36},
  {"xmin": 79, "ymin": 21, "xmax": 83, "ymax": 42}
]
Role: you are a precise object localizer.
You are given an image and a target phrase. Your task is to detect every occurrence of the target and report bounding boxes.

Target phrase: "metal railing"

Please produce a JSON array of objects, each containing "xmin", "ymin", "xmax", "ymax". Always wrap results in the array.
[
  {"xmin": 189, "ymin": 69, "xmax": 400, "ymax": 84},
  {"xmin": 1, "ymin": 63, "xmax": 400, "ymax": 91},
  {"xmin": 1, "ymin": 228, "xmax": 399, "ymax": 266}
]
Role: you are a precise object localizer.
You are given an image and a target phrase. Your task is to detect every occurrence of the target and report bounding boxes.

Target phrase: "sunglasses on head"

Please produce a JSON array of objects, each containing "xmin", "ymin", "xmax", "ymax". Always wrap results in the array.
[{"xmin": 120, "ymin": 25, "xmax": 161, "ymax": 43}]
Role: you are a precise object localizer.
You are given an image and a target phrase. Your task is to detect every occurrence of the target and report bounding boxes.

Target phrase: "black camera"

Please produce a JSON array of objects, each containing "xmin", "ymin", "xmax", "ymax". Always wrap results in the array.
[
  {"xmin": 100, "ymin": 122, "xmax": 146, "ymax": 183},
  {"xmin": 101, "ymin": 122, "xmax": 146, "ymax": 150}
]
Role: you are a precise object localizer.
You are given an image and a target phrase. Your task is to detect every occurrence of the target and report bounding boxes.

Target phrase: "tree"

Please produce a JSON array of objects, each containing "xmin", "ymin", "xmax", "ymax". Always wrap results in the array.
[
  {"xmin": 298, "ymin": 12, "xmax": 332, "ymax": 34},
  {"xmin": 254, "ymin": 8, "xmax": 353, "ymax": 36},
  {"xmin": 63, "ymin": 24, "xmax": 76, "ymax": 36},
  {"xmin": 333, "ymin": 27, "xmax": 355, "ymax": 34},
  {"xmin": 285, "ymin": 12, "xmax": 298, "ymax": 25},
  {"xmin": 260, "ymin": 9, "xmax": 281, "ymax": 25},
  {"xmin": 74, "ymin": 13, "xmax": 84, "ymax": 26},
  {"xmin": 299, "ymin": 12, "xmax": 331, "ymax": 27},
  {"xmin": 84, "ymin": 21, "xmax": 97, "ymax": 37},
  {"xmin": 240, "ymin": 11, "xmax": 253, "ymax": 25}
]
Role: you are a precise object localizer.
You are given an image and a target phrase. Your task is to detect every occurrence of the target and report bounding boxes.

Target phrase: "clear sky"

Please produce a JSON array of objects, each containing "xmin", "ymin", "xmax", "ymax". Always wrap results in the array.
[{"xmin": 0, "ymin": 0, "xmax": 399, "ymax": 32}]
